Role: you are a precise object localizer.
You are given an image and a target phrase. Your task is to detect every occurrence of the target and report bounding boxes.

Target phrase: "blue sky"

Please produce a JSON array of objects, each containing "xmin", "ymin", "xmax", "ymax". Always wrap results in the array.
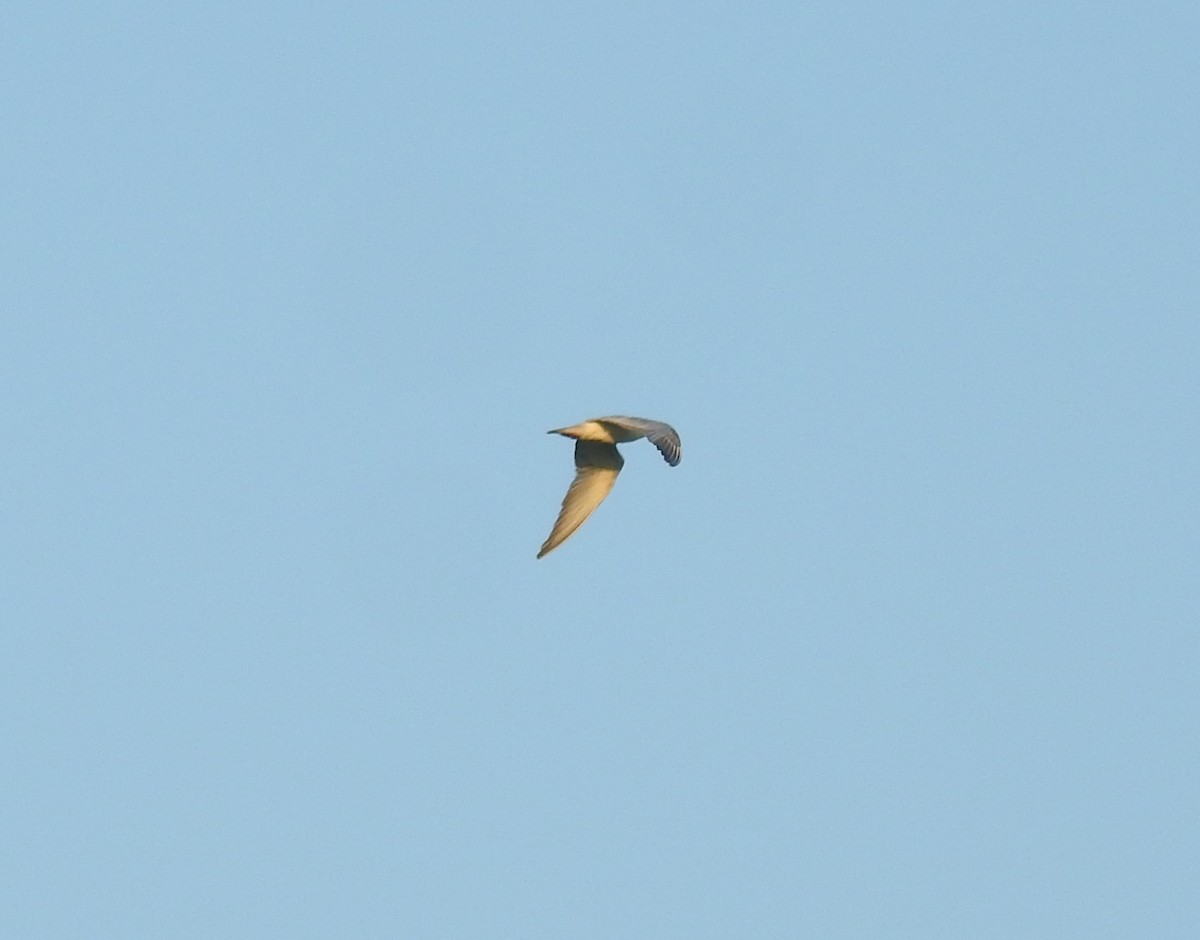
[{"xmin": 3, "ymin": 2, "xmax": 1197, "ymax": 937}]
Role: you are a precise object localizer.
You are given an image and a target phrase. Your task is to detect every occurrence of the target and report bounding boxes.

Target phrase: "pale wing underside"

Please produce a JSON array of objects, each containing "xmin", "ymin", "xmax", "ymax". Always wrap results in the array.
[
  {"xmin": 537, "ymin": 441, "xmax": 624, "ymax": 558},
  {"xmin": 601, "ymin": 416, "xmax": 682, "ymax": 466}
]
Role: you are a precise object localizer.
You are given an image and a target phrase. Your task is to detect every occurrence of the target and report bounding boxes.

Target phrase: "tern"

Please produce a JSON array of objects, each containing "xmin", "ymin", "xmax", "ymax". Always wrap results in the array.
[{"xmin": 537, "ymin": 416, "xmax": 681, "ymax": 559}]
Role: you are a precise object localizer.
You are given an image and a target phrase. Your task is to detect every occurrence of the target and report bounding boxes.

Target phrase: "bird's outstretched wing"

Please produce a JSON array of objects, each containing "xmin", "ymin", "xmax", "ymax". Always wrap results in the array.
[
  {"xmin": 602, "ymin": 416, "xmax": 682, "ymax": 466},
  {"xmin": 537, "ymin": 441, "xmax": 624, "ymax": 558}
]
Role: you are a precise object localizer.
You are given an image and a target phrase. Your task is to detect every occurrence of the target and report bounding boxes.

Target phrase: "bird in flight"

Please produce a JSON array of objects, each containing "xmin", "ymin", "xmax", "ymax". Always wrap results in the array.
[{"xmin": 537, "ymin": 416, "xmax": 681, "ymax": 558}]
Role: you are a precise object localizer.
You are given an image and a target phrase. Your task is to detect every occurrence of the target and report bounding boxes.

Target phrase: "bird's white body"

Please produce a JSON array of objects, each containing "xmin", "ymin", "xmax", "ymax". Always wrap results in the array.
[{"xmin": 538, "ymin": 415, "xmax": 681, "ymax": 558}]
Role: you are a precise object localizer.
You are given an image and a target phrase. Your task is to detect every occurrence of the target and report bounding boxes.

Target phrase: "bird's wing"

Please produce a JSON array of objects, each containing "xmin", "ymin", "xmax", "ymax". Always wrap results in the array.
[
  {"xmin": 602, "ymin": 416, "xmax": 682, "ymax": 466},
  {"xmin": 537, "ymin": 441, "xmax": 624, "ymax": 558}
]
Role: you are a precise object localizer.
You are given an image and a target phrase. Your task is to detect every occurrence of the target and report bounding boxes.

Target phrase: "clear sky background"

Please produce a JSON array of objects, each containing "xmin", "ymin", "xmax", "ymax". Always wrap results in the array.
[{"xmin": 3, "ymin": 2, "xmax": 1197, "ymax": 937}]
